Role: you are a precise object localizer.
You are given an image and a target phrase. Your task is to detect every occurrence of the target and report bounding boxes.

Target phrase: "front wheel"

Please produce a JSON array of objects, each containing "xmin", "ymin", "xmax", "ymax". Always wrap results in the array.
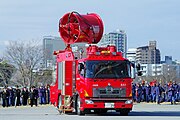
[
  {"xmin": 76, "ymin": 96, "xmax": 85, "ymax": 116},
  {"xmin": 120, "ymin": 109, "xmax": 129, "ymax": 116}
]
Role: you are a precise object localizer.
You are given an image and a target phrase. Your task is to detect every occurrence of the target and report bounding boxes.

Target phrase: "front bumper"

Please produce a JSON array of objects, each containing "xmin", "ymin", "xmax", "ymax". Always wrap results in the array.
[{"xmin": 80, "ymin": 98, "xmax": 133, "ymax": 111}]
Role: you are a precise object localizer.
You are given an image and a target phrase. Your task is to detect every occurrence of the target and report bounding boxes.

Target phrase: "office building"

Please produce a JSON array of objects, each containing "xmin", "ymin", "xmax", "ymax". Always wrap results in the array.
[
  {"xmin": 136, "ymin": 41, "xmax": 161, "ymax": 64},
  {"xmin": 165, "ymin": 56, "xmax": 172, "ymax": 65},
  {"xmin": 98, "ymin": 29, "xmax": 127, "ymax": 57},
  {"xmin": 43, "ymin": 36, "xmax": 65, "ymax": 69}
]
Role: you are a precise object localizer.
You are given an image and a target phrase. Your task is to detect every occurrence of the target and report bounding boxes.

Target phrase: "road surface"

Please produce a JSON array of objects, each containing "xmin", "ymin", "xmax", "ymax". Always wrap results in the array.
[{"xmin": 0, "ymin": 103, "xmax": 180, "ymax": 120}]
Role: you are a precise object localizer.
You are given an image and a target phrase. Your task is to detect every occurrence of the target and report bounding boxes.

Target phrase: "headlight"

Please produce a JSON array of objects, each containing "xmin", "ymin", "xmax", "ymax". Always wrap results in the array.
[
  {"xmin": 85, "ymin": 100, "xmax": 94, "ymax": 104},
  {"xmin": 125, "ymin": 100, "xmax": 133, "ymax": 104}
]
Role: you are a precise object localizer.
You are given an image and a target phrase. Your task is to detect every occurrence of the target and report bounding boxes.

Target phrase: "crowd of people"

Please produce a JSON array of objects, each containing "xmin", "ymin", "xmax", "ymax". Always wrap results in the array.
[
  {"xmin": 132, "ymin": 80, "xmax": 180, "ymax": 104},
  {"xmin": 1, "ymin": 80, "xmax": 179, "ymax": 108},
  {"xmin": 0, "ymin": 85, "xmax": 50, "ymax": 107}
]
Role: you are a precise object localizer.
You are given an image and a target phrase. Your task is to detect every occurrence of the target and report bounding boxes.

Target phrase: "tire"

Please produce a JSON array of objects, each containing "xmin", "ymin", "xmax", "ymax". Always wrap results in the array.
[
  {"xmin": 101, "ymin": 109, "xmax": 107, "ymax": 114},
  {"xmin": 120, "ymin": 109, "xmax": 129, "ymax": 116},
  {"xmin": 76, "ymin": 96, "xmax": 85, "ymax": 116}
]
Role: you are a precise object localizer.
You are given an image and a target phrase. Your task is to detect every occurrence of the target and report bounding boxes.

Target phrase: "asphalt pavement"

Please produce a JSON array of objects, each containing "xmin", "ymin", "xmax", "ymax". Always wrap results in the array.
[{"xmin": 0, "ymin": 103, "xmax": 180, "ymax": 120}]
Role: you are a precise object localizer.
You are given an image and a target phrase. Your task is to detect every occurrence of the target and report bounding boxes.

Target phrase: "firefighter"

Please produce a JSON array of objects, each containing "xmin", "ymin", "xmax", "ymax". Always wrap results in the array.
[
  {"xmin": 145, "ymin": 84, "xmax": 151, "ymax": 102},
  {"xmin": 39, "ymin": 86, "xmax": 45, "ymax": 104},
  {"xmin": 162, "ymin": 84, "xmax": 168, "ymax": 102},
  {"xmin": 135, "ymin": 83, "xmax": 142, "ymax": 103},
  {"xmin": 141, "ymin": 81, "xmax": 146, "ymax": 102},
  {"xmin": 132, "ymin": 83, "xmax": 136, "ymax": 102},
  {"xmin": 178, "ymin": 83, "xmax": 180, "ymax": 101},
  {"xmin": 168, "ymin": 84, "xmax": 176, "ymax": 104},
  {"xmin": 173, "ymin": 81, "xmax": 179, "ymax": 102},
  {"xmin": 151, "ymin": 84, "xmax": 156, "ymax": 102},
  {"xmin": 155, "ymin": 83, "xmax": 161, "ymax": 104}
]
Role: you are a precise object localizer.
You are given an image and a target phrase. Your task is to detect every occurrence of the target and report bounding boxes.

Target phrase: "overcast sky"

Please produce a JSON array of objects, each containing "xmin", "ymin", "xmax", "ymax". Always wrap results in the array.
[{"xmin": 0, "ymin": 0, "xmax": 180, "ymax": 60}]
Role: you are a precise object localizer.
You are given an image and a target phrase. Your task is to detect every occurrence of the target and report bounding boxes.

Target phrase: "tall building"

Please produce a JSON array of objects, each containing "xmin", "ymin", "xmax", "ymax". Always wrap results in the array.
[
  {"xmin": 141, "ymin": 64, "xmax": 163, "ymax": 76},
  {"xmin": 98, "ymin": 29, "xmax": 127, "ymax": 57},
  {"xmin": 43, "ymin": 36, "xmax": 65, "ymax": 69},
  {"xmin": 141, "ymin": 63, "xmax": 180, "ymax": 79},
  {"xmin": 136, "ymin": 41, "xmax": 161, "ymax": 64},
  {"xmin": 165, "ymin": 56, "xmax": 172, "ymax": 64}
]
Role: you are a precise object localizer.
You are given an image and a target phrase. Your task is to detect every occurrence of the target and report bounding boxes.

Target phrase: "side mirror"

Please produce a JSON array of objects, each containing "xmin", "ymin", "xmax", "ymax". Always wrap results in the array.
[
  {"xmin": 136, "ymin": 63, "xmax": 141, "ymax": 71},
  {"xmin": 136, "ymin": 63, "xmax": 142, "ymax": 76},
  {"xmin": 130, "ymin": 62, "xmax": 135, "ymax": 79},
  {"xmin": 78, "ymin": 63, "xmax": 84, "ymax": 71}
]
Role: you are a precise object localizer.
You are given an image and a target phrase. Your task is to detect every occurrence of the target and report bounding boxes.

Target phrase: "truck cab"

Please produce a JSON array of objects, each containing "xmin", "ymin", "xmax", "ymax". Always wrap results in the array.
[{"xmin": 74, "ymin": 45, "xmax": 134, "ymax": 115}]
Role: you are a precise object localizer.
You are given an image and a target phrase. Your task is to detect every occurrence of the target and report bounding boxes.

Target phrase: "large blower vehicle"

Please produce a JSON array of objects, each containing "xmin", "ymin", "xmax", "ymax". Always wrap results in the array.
[{"xmin": 50, "ymin": 11, "xmax": 139, "ymax": 116}]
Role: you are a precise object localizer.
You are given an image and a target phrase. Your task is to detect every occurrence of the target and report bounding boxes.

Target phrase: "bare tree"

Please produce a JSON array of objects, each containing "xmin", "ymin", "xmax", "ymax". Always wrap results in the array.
[
  {"xmin": 162, "ymin": 65, "xmax": 177, "ymax": 83},
  {"xmin": 0, "ymin": 60, "xmax": 15, "ymax": 86},
  {"xmin": 5, "ymin": 40, "xmax": 44, "ymax": 87}
]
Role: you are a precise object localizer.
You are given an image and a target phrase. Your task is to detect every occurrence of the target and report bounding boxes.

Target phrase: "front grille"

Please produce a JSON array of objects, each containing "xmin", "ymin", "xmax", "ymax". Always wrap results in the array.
[{"xmin": 93, "ymin": 86, "xmax": 126, "ymax": 98}]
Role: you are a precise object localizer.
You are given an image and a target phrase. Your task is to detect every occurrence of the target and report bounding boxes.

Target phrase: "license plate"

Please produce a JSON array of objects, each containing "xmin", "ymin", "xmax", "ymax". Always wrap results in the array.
[{"xmin": 105, "ymin": 103, "xmax": 114, "ymax": 108}]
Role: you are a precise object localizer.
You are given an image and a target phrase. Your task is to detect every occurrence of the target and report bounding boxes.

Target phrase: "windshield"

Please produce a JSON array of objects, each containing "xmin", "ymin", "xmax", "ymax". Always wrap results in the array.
[{"xmin": 85, "ymin": 60, "xmax": 131, "ymax": 79}]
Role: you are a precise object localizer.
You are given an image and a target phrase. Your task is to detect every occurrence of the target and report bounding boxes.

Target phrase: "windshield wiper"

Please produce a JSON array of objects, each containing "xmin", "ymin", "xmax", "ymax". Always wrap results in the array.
[
  {"xmin": 93, "ymin": 62, "xmax": 126, "ymax": 79},
  {"xmin": 93, "ymin": 66, "xmax": 108, "ymax": 78}
]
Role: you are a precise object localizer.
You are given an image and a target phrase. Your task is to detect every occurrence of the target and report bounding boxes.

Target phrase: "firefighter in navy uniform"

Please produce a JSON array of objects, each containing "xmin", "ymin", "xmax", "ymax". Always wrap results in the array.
[
  {"xmin": 141, "ymin": 81, "xmax": 146, "ymax": 102},
  {"xmin": 173, "ymin": 81, "xmax": 179, "ymax": 102},
  {"xmin": 168, "ymin": 83, "xmax": 176, "ymax": 105},
  {"xmin": 145, "ymin": 84, "xmax": 151, "ymax": 102},
  {"xmin": 155, "ymin": 83, "xmax": 161, "ymax": 104},
  {"xmin": 135, "ymin": 83, "xmax": 142, "ymax": 103}
]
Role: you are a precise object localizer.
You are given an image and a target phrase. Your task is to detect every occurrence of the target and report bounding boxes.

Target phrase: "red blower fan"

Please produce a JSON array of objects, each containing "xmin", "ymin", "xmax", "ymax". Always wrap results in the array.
[{"xmin": 59, "ymin": 11, "xmax": 104, "ymax": 44}]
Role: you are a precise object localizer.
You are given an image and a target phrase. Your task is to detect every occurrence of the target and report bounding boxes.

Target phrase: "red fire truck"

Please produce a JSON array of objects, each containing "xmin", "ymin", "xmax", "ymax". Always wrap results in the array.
[{"xmin": 50, "ymin": 11, "xmax": 138, "ymax": 116}]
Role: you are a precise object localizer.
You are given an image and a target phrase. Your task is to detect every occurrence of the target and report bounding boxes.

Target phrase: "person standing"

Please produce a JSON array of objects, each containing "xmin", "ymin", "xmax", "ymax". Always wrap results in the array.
[
  {"xmin": 141, "ymin": 83, "xmax": 146, "ymax": 102},
  {"xmin": 168, "ymin": 84, "xmax": 176, "ymax": 105},
  {"xmin": 135, "ymin": 83, "xmax": 142, "ymax": 103},
  {"xmin": 145, "ymin": 84, "xmax": 151, "ymax": 103},
  {"xmin": 151, "ymin": 84, "xmax": 156, "ymax": 102},
  {"xmin": 38, "ymin": 86, "xmax": 42, "ymax": 104},
  {"xmin": 33, "ymin": 86, "xmax": 38, "ymax": 106},
  {"xmin": 8, "ymin": 87, "xmax": 14, "ymax": 106},
  {"xmin": 45, "ymin": 85, "xmax": 50, "ymax": 104},
  {"xmin": 132, "ymin": 83, "xmax": 136, "ymax": 102},
  {"xmin": 162, "ymin": 84, "xmax": 167, "ymax": 102},
  {"xmin": 39, "ymin": 86, "xmax": 45, "ymax": 104},
  {"xmin": 155, "ymin": 84, "xmax": 161, "ymax": 104},
  {"xmin": 29, "ymin": 87, "xmax": 35, "ymax": 107},
  {"xmin": 21, "ymin": 87, "xmax": 29, "ymax": 106},
  {"xmin": 178, "ymin": 83, "xmax": 180, "ymax": 102},
  {"xmin": 2, "ymin": 87, "xmax": 9, "ymax": 107},
  {"xmin": 173, "ymin": 81, "xmax": 179, "ymax": 102},
  {"xmin": 15, "ymin": 86, "xmax": 21, "ymax": 106}
]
